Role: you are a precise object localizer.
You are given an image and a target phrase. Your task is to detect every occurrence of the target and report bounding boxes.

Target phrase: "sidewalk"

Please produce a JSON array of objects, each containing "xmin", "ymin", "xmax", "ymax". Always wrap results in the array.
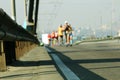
[{"xmin": 0, "ymin": 46, "xmax": 64, "ymax": 80}]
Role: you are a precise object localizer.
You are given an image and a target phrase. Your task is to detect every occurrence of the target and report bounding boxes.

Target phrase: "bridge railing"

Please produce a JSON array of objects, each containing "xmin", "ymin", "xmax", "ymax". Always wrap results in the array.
[
  {"xmin": 0, "ymin": 8, "xmax": 39, "ymax": 71},
  {"xmin": 0, "ymin": 9, "xmax": 39, "ymax": 43}
]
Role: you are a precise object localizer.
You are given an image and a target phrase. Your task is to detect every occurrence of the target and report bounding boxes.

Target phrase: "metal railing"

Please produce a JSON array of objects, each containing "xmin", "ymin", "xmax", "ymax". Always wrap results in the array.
[{"xmin": 0, "ymin": 8, "xmax": 39, "ymax": 44}]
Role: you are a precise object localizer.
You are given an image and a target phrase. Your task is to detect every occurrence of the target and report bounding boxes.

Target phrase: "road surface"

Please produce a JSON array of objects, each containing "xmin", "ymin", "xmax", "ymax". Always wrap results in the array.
[{"xmin": 46, "ymin": 40, "xmax": 120, "ymax": 80}]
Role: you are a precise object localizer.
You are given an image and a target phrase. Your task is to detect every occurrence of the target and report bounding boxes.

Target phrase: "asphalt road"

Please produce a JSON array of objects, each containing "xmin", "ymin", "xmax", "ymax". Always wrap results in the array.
[{"xmin": 47, "ymin": 40, "xmax": 120, "ymax": 80}]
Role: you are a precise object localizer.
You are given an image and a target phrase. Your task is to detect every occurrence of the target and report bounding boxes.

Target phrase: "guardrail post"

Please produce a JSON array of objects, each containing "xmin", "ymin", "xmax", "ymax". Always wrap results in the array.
[{"xmin": 0, "ymin": 40, "xmax": 6, "ymax": 71}]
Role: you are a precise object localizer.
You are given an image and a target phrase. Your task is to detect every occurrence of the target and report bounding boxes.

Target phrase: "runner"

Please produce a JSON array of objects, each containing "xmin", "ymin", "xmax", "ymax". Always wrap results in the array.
[
  {"xmin": 63, "ymin": 21, "xmax": 68, "ymax": 44},
  {"xmin": 48, "ymin": 33, "xmax": 51, "ymax": 46},
  {"xmin": 63, "ymin": 21, "xmax": 73, "ymax": 46},
  {"xmin": 51, "ymin": 31, "xmax": 55, "ymax": 46},
  {"xmin": 58, "ymin": 24, "xmax": 64, "ymax": 45},
  {"xmin": 69, "ymin": 24, "xmax": 73, "ymax": 46},
  {"xmin": 55, "ymin": 31, "xmax": 58, "ymax": 45}
]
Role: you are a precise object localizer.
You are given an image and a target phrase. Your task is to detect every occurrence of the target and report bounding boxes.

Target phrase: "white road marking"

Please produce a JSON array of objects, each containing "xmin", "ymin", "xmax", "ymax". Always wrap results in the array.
[{"xmin": 46, "ymin": 47, "xmax": 80, "ymax": 80}]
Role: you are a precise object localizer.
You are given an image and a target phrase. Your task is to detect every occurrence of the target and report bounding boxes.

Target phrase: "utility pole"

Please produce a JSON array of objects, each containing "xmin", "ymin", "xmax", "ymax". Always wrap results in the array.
[
  {"xmin": 24, "ymin": 0, "xmax": 28, "ymax": 17},
  {"xmin": 27, "ymin": 0, "xmax": 35, "ymax": 34},
  {"xmin": 11, "ymin": 0, "xmax": 16, "ymax": 21},
  {"xmin": 111, "ymin": 0, "xmax": 115, "ymax": 37},
  {"xmin": 34, "ymin": 0, "xmax": 39, "ymax": 35},
  {"xmin": 27, "ymin": 0, "xmax": 40, "ymax": 35}
]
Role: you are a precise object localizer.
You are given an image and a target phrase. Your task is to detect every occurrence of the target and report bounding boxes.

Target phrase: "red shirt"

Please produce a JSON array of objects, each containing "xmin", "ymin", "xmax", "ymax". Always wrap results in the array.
[
  {"xmin": 48, "ymin": 34, "xmax": 51, "ymax": 39},
  {"xmin": 51, "ymin": 32, "xmax": 55, "ymax": 38}
]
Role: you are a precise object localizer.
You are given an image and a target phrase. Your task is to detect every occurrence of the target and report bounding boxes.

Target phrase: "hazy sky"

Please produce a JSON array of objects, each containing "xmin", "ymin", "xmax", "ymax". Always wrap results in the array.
[
  {"xmin": 37, "ymin": 0, "xmax": 120, "ymax": 33},
  {"xmin": 0, "ymin": 0, "xmax": 26, "ymax": 27},
  {"xmin": 0, "ymin": 0, "xmax": 120, "ymax": 34}
]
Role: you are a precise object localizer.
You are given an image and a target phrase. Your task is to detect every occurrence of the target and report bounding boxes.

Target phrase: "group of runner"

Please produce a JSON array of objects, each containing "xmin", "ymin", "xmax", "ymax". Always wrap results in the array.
[{"xmin": 48, "ymin": 21, "xmax": 73, "ymax": 47}]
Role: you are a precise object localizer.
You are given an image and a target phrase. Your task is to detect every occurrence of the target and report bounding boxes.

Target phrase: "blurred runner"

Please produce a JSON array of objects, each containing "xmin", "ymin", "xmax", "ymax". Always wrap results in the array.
[
  {"xmin": 48, "ymin": 33, "xmax": 51, "ymax": 46},
  {"xmin": 58, "ymin": 24, "xmax": 64, "ymax": 45},
  {"xmin": 55, "ymin": 31, "xmax": 58, "ymax": 45},
  {"xmin": 63, "ymin": 21, "xmax": 73, "ymax": 46},
  {"xmin": 63, "ymin": 21, "xmax": 68, "ymax": 44},
  {"xmin": 69, "ymin": 24, "xmax": 73, "ymax": 46},
  {"xmin": 51, "ymin": 31, "xmax": 55, "ymax": 46}
]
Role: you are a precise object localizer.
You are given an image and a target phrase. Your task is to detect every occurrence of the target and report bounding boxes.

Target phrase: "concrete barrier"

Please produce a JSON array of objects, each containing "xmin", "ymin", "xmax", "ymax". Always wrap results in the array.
[{"xmin": 0, "ymin": 41, "xmax": 6, "ymax": 71}]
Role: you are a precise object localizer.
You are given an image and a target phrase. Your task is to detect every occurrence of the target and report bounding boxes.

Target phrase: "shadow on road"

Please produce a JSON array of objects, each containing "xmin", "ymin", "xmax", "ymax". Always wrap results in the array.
[
  {"xmin": 9, "ymin": 60, "xmax": 54, "ymax": 67},
  {"xmin": 73, "ymin": 58, "xmax": 120, "ymax": 64},
  {"xmin": 0, "ymin": 70, "xmax": 57, "ymax": 79},
  {"xmin": 46, "ymin": 47, "xmax": 120, "ymax": 80}
]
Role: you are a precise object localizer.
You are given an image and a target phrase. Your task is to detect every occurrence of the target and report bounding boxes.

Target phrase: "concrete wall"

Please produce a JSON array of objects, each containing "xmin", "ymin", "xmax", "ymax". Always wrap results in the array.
[{"xmin": 0, "ymin": 41, "xmax": 37, "ymax": 71}]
